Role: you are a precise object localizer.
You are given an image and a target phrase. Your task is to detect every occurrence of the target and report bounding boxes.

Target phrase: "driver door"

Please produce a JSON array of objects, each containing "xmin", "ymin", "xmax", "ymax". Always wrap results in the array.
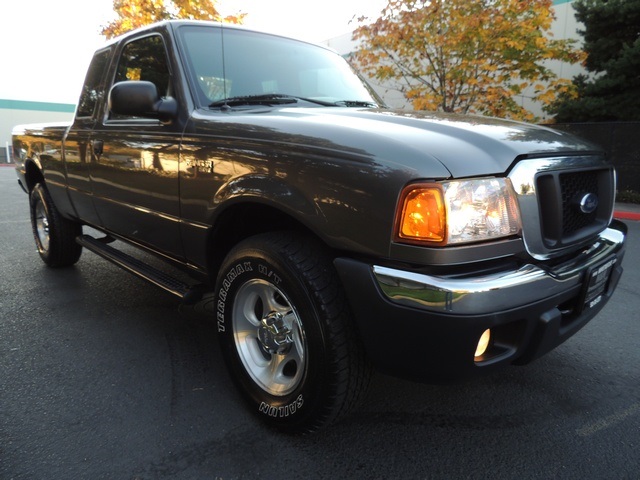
[{"xmin": 90, "ymin": 32, "xmax": 183, "ymax": 259}]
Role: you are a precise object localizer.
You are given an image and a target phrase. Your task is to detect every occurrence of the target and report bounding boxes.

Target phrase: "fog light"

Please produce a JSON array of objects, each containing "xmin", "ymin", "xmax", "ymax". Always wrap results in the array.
[{"xmin": 475, "ymin": 329, "xmax": 491, "ymax": 358}]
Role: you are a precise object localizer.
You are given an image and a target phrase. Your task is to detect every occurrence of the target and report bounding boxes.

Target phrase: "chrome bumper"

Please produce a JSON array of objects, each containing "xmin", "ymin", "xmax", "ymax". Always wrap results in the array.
[{"xmin": 374, "ymin": 222, "xmax": 627, "ymax": 315}]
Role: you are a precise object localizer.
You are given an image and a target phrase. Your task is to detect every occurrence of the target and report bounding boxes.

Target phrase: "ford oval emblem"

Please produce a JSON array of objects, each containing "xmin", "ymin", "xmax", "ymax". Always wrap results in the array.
[{"xmin": 579, "ymin": 193, "xmax": 599, "ymax": 214}]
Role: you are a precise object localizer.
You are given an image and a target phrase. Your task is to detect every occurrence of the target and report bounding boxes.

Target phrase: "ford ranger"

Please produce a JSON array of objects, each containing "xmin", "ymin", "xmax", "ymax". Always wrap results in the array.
[{"xmin": 12, "ymin": 20, "xmax": 627, "ymax": 432}]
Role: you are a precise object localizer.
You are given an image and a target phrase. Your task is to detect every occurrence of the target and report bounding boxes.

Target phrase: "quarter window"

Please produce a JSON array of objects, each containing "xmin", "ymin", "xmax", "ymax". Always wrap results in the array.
[{"xmin": 77, "ymin": 48, "xmax": 111, "ymax": 118}]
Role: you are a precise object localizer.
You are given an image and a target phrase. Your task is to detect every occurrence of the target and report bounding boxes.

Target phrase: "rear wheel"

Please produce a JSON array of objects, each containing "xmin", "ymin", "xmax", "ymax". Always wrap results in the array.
[
  {"xmin": 215, "ymin": 232, "xmax": 370, "ymax": 433},
  {"xmin": 30, "ymin": 183, "xmax": 82, "ymax": 267}
]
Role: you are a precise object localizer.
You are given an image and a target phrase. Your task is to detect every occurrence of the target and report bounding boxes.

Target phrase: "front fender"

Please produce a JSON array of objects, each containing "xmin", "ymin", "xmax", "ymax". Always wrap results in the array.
[{"xmin": 214, "ymin": 173, "xmax": 322, "ymax": 221}]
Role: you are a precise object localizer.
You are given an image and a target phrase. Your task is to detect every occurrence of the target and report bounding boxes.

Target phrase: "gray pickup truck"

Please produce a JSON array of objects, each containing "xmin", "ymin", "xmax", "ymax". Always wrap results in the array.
[{"xmin": 12, "ymin": 20, "xmax": 626, "ymax": 432}]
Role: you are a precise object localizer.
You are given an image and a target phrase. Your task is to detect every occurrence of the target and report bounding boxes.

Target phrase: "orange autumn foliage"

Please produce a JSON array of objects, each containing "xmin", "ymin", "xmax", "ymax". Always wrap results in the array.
[
  {"xmin": 352, "ymin": 0, "xmax": 585, "ymax": 121},
  {"xmin": 102, "ymin": 0, "xmax": 245, "ymax": 39}
]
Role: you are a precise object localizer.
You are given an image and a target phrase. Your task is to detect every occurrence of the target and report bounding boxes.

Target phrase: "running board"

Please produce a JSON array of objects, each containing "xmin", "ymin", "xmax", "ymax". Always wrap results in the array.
[{"xmin": 76, "ymin": 234, "xmax": 206, "ymax": 304}]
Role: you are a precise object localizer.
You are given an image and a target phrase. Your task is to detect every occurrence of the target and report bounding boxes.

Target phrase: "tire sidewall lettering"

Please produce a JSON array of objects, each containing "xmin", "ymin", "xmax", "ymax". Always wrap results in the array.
[
  {"xmin": 258, "ymin": 264, "xmax": 282, "ymax": 285},
  {"xmin": 258, "ymin": 394, "xmax": 304, "ymax": 418},
  {"xmin": 216, "ymin": 259, "xmax": 287, "ymax": 332},
  {"xmin": 216, "ymin": 261, "xmax": 253, "ymax": 332}
]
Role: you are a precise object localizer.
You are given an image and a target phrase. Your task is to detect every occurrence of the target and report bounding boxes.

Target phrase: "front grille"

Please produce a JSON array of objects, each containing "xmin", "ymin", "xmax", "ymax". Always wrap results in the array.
[
  {"xmin": 537, "ymin": 167, "xmax": 613, "ymax": 249},
  {"xmin": 560, "ymin": 171, "xmax": 599, "ymax": 235},
  {"xmin": 508, "ymin": 156, "xmax": 615, "ymax": 259}
]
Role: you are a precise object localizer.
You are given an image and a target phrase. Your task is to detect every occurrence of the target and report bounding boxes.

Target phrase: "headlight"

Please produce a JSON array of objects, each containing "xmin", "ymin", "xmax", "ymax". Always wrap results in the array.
[{"xmin": 396, "ymin": 178, "xmax": 521, "ymax": 246}]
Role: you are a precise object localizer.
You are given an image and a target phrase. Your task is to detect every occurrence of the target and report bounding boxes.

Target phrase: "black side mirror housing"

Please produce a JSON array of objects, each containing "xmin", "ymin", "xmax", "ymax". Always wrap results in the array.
[{"xmin": 108, "ymin": 80, "xmax": 178, "ymax": 123}]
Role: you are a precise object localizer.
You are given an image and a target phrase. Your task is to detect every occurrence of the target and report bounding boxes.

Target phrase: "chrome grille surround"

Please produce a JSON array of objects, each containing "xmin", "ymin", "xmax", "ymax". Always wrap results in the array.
[{"xmin": 508, "ymin": 155, "xmax": 615, "ymax": 260}]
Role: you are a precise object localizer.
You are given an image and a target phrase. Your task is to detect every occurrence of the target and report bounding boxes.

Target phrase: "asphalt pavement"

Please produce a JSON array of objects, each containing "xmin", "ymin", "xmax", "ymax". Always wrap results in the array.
[{"xmin": 1, "ymin": 166, "xmax": 639, "ymax": 479}]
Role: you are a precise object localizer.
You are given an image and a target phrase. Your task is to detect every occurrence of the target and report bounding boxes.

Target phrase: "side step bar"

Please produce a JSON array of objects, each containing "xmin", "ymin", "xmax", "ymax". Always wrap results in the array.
[{"xmin": 76, "ymin": 234, "xmax": 206, "ymax": 304}]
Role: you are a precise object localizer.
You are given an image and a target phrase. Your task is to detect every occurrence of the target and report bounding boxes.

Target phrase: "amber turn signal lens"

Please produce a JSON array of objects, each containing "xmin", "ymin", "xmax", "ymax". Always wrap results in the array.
[{"xmin": 397, "ymin": 186, "xmax": 446, "ymax": 243}]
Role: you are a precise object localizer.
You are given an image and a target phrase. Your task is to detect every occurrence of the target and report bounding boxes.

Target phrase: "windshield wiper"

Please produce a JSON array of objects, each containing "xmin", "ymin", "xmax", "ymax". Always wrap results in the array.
[
  {"xmin": 208, "ymin": 94, "xmax": 378, "ymax": 109},
  {"xmin": 209, "ymin": 94, "xmax": 359, "ymax": 109},
  {"xmin": 332, "ymin": 100, "xmax": 379, "ymax": 108},
  {"xmin": 209, "ymin": 94, "xmax": 299, "ymax": 108}
]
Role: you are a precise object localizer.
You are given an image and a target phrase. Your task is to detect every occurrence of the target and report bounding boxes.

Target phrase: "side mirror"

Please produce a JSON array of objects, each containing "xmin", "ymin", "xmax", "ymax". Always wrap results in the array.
[{"xmin": 108, "ymin": 80, "xmax": 178, "ymax": 123}]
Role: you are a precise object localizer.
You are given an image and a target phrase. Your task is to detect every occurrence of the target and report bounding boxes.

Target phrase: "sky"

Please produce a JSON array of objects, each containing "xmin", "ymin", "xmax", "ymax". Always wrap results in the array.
[{"xmin": 0, "ymin": 0, "xmax": 388, "ymax": 104}]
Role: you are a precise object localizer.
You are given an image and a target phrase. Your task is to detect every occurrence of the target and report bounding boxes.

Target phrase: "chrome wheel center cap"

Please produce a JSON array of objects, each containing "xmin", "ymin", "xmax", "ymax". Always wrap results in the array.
[{"xmin": 258, "ymin": 311, "xmax": 294, "ymax": 354}]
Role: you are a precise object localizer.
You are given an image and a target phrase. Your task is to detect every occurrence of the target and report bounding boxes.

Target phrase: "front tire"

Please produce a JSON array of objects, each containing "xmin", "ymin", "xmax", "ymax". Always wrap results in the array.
[
  {"xmin": 215, "ymin": 232, "xmax": 370, "ymax": 433},
  {"xmin": 29, "ymin": 183, "xmax": 82, "ymax": 267}
]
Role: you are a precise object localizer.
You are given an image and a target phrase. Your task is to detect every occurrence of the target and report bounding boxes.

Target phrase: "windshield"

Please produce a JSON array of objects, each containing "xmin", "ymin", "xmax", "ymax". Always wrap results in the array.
[{"xmin": 176, "ymin": 25, "xmax": 381, "ymax": 108}]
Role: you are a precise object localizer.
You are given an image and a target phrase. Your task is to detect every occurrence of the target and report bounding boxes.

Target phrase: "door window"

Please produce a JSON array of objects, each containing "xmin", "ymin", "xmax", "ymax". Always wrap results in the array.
[{"xmin": 111, "ymin": 34, "xmax": 171, "ymax": 120}]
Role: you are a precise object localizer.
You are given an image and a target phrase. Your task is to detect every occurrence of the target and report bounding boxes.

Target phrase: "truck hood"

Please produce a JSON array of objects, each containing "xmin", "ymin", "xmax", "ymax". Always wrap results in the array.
[{"xmin": 193, "ymin": 107, "xmax": 601, "ymax": 178}]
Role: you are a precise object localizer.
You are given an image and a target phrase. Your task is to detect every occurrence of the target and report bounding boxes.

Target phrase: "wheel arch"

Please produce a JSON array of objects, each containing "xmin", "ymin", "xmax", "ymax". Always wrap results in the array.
[
  {"xmin": 206, "ymin": 201, "xmax": 336, "ymax": 280},
  {"xmin": 24, "ymin": 158, "xmax": 45, "ymax": 192}
]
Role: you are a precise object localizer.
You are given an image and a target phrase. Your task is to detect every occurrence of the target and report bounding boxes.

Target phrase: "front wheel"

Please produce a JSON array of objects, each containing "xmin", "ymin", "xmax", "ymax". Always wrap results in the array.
[
  {"xmin": 215, "ymin": 232, "xmax": 370, "ymax": 433},
  {"xmin": 29, "ymin": 183, "xmax": 82, "ymax": 267}
]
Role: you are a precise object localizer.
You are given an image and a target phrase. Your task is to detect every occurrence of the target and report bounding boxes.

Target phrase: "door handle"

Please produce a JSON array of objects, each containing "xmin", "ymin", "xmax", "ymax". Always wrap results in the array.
[{"xmin": 92, "ymin": 140, "xmax": 104, "ymax": 156}]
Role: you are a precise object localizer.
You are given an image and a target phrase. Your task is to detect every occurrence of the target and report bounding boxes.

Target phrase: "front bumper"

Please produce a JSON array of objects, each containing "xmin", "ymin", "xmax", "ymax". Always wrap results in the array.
[{"xmin": 334, "ymin": 220, "xmax": 627, "ymax": 384}]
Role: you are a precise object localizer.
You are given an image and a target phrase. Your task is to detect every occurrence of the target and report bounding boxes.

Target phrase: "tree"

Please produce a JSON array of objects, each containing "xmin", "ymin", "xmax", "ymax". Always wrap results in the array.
[
  {"xmin": 101, "ymin": 0, "xmax": 245, "ymax": 39},
  {"xmin": 550, "ymin": 0, "xmax": 640, "ymax": 122},
  {"xmin": 352, "ymin": 0, "xmax": 584, "ymax": 121}
]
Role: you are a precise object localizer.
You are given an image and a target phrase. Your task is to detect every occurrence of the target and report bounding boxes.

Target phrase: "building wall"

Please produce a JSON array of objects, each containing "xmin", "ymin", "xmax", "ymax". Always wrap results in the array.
[
  {"xmin": 518, "ymin": 0, "xmax": 584, "ymax": 117},
  {"xmin": 0, "ymin": 99, "xmax": 74, "ymax": 163},
  {"xmin": 550, "ymin": 0, "xmax": 584, "ymax": 80}
]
